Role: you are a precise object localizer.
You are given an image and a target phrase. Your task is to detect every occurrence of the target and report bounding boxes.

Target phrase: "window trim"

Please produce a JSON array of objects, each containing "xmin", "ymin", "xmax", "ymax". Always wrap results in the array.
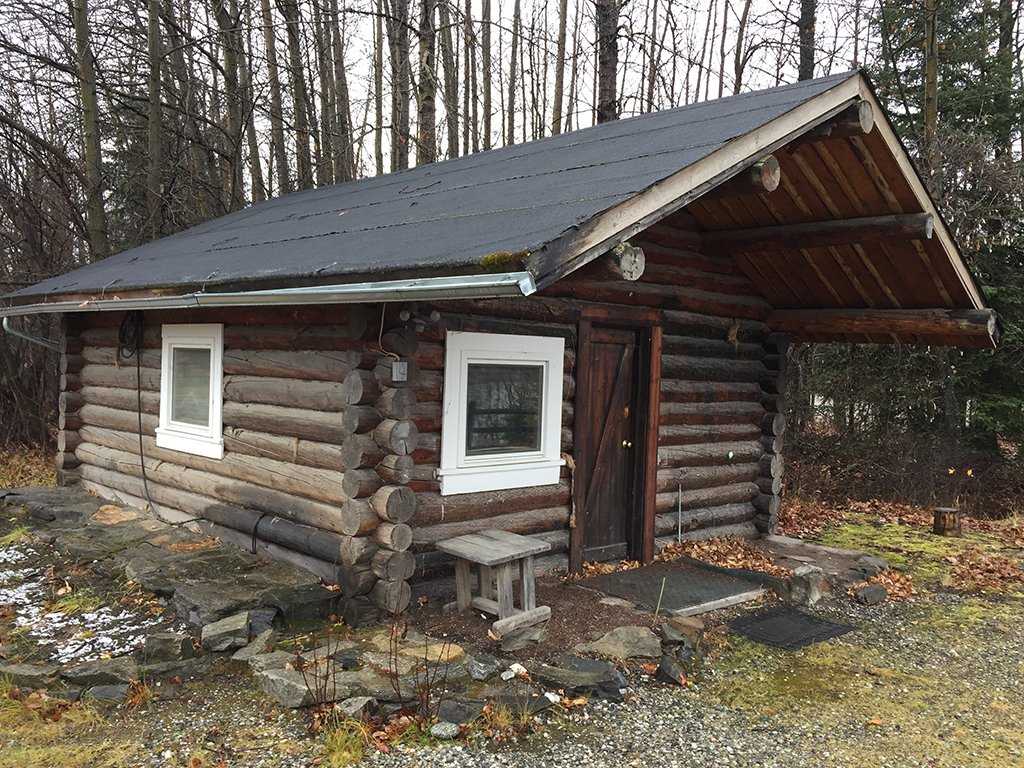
[
  {"xmin": 155, "ymin": 323, "xmax": 224, "ymax": 459},
  {"xmin": 439, "ymin": 331, "xmax": 564, "ymax": 495}
]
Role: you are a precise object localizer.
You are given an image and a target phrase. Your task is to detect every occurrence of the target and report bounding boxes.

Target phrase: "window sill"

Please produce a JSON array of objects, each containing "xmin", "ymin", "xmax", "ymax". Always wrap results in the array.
[
  {"xmin": 437, "ymin": 459, "xmax": 564, "ymax": 495},
  {"xmin": 155, "ymin": 428, "xmax": 224, "ymax": 460}
]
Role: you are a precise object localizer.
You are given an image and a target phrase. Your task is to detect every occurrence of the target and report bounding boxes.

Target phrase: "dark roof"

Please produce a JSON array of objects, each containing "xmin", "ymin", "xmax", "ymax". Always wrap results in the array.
[{"xmin": 8, "ymin": 72, "xmax": 859, "ymax": 302}]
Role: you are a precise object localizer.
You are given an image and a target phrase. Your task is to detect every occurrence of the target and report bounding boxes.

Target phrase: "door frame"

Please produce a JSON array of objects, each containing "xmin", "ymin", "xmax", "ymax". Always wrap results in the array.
[{"xmin": 570, "ymin": 306, "xmax": 662, "ymax": 573}]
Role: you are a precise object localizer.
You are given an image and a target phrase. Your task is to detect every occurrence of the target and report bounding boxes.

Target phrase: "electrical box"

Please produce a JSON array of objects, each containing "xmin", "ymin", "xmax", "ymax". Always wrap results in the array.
[{"xmin": 392, "ymin": 360, "xmax": 409, "ymax": 383}]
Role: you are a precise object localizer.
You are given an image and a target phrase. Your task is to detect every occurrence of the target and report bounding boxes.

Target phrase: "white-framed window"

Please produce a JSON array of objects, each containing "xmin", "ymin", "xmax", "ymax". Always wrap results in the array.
[
  {"xmin": 155, "ymin": 324, "xmax": 224, "ymax": 459},
  {"xmin": 439, "ymin": 331, "xmax": 565, "ymax": 495}
]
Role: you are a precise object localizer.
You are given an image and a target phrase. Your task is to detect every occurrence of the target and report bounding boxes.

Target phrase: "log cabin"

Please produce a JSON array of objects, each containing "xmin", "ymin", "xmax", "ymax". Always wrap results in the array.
[{"xmin": 1, "ymin": 71, "xmax": 999, "ymax": 623}]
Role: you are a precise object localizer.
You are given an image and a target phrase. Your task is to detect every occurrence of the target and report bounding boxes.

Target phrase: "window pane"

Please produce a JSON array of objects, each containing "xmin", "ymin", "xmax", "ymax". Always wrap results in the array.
[
  {"xmin": 171, "ymin": 347, "xmax": 212, "ymax": 427},
  {"xmin": 465, "ymin": 363, "xmax": 543, "ymax": 455}
]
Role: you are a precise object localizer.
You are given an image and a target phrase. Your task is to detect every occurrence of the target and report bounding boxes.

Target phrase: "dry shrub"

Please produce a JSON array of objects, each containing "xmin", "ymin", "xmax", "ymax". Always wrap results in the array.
[{"xmin": 0, "ymin": 447, "xmax": 55, "ymax": 488}]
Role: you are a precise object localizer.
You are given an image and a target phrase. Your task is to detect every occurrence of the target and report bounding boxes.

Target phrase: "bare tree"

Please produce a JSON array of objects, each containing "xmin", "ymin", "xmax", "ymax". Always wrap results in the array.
[{"xmin": 595, "ymin": 0, "xmax": 619, "ymax": 122}]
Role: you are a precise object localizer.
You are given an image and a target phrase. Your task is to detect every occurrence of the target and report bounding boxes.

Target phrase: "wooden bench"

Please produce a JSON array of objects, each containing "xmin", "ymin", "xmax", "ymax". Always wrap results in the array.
[{"xmin": 436, "ymin": 529, "xmax": 551, "ymax": 636}]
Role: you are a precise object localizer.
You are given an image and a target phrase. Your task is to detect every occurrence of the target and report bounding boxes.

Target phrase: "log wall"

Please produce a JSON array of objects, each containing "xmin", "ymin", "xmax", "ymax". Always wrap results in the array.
[{"xmin": 63, "ymin": 212, "xmax": 787, "ymax": 619}]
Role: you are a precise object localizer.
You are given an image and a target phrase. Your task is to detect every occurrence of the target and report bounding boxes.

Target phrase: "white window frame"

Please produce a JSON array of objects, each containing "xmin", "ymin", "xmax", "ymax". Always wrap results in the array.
[
  {"xmin": 439, "ymin": 330, "xmax": 565, "ymax": 495},
  {"xmin": 155, "ymin": 323, "xmax": 224, "ymax": 459}
]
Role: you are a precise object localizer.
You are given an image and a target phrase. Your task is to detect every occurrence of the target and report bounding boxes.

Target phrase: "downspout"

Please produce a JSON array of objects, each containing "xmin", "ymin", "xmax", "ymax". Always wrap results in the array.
[{"xmin": 2, "ymin": 316, "xmax": 60, "ymax": 352}]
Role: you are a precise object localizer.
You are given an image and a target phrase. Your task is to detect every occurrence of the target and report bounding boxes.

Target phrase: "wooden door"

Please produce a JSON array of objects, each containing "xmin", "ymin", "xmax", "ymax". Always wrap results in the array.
[{"xmin": 576, "ymin": 324, "xmax": 644, "ymax": 563}]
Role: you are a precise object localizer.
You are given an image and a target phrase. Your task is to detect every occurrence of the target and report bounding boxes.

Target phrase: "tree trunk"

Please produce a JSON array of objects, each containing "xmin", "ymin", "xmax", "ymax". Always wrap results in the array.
[
  {"xmin": 506, "ymin": 0, "xmax": 521, "ymax": 142},
  {"xmin": 797, "ymin": 0, "xmax": 816, "ymax": 81},
  {"xmin": 146, "ymin": 0, "xmax": 163, "ymax": 238},
  {"xmin": 277, "ymin": 0, "xmax": 314, "ymax": 189},
  {"xmin": 373, "ymin": 0, "xmax": 385, "ymax": 174},
  {"xmin": 71, "ymin": 0, "xmax": 109, "ymax": 259},
  {"xmin": 328, "ymin": 0, "xmax": 356, "ymax": 181},
  {"xmin": 261, "ymin": 0, "xmax": 292, "ymax": 194},
  {"xmin": 417, "ymin": 0, "xmax": 438, "ymax": 164},
  {"xmin": 241, "ymin": 0, "xmax": 267, "ymax": 201},
  {"xmin": 438, "ymin": 0, "xmax": 459, "ymax": 158},
  {"xmin": 384, "ymin": 0, "xmax": 412, "ymax": 170},
  {"xmin": 595, "ymin": 0, "xmax": 619, "ymax": 123},
  {"xmin": 481, "ymin": 0, "xmax": 492, "ymax": 149},
  {"xmin": 213, "ymin": 0, "xmax": 245, "ymax": 210},
  {"xmin": 551, "ymin": 0, "xmax": 569, "ymax": 132}
]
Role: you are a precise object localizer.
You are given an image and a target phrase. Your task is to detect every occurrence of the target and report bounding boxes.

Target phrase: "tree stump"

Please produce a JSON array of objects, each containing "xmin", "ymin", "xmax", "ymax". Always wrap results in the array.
[{"xmin": 932, "ymin": 507, "xmax": 961, "ymax": 537}]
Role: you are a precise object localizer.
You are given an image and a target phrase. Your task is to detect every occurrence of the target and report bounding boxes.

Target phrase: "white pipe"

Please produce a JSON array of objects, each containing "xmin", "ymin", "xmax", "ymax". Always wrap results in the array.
[
  {"xmin": 2, "ymin": 316, "xmax": 60, "ymax": 352},
  {"xmin": 0, "ymin": 271, "xmax": 537, "ymax": 318}
]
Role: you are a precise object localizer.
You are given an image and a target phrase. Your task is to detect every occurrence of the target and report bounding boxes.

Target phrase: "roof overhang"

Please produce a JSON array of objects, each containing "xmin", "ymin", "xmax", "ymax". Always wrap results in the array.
[{"xmin": 0, "ymin": 272, "xmax": 537, "ymax": 319}]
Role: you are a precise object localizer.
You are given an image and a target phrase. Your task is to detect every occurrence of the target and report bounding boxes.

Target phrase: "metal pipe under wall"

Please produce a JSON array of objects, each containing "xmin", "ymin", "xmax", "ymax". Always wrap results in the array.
[{"xmin": 1, "ymin": 316, "xmax": 59, "ymax": 352}]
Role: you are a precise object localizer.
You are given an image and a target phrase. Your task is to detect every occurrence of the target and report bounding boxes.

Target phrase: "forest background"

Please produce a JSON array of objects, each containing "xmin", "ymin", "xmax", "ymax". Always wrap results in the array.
[{"xmin": 0, "ymin": 0, "xmax": 1021, "ymax": 514}]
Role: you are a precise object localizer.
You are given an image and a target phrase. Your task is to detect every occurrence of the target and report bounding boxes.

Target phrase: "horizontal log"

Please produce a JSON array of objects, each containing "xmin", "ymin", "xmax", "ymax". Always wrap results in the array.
[
  {"xmin": 379, "ymin": 327, "xmax": 420, "ymax": 357},
  {"xmin": 224, "ymin": 427, "xmax": 346, "ymax": 472},
  {"xmin": 373, "ymin": 357, "xmax": 421, "ymax": 389},
  {"xmin": 59, "ymin": 391, "xmax": 85, "ymax": 414},
  {"xmin": 60, "ymin": 374, "xmax": 82, "ymax": 393},
  {"xmin": 223, "ymin": 402, "xmax": 346, "ymax": 444},
  {"xmin": 657, "ymin": 463, "xmax": 759, "ymax": 492},
  {"xmin": 371, "ymin": 578, "xmax": 411, "ymax": 614},
  {"xmin": 661, "ymin": 334, "xmax": 765, "ymax": 360},
  {"xmin": 339, "ymin": 536, "xmax": 379, "ymax": 566},
  {"xmin": 759, "ymin": 452, "xmax": 784, "ymax": 479},
  {"xmin": 57, "ymin": 468, "xmax": 81, "ymax": 487},
  {"xmin": 375, "ymin": 522, "xmax": 413, "ymax": 552},
  {"xmin": 543, "ymin": 280, "xmax": 771, "ymax": 321},
  {"xmin": 75, "ymin": 461, "xmax": 349, "ymax": 571},
  {"xmin": 342, "ymin": 469, "xmax": 384, "ymax": 498},
  {"xmin": 339, "ymin": 499, "xmax": 380, "ymax": 536},
  {"xmin": 60, "ymin": 334, "xmax": 84, "ymax": 355},
  {"xmin": 702, "ymin": 154, "xmax": 780, "ymax": 199},
  {"xmin": 341, "ymin": 433, "xmax": 386, "ymax": 469},
  {"xmin": 75, "ymin": 435, "xmax": 349, "ymax": 533},
  {"xmin": 80, "ymin": 364, "xmax": 159, "ymax": 391},
  {"xmin": 375, "ymin": 454, "xmax": 415, "ymax": 485},
  {"xmin": 80, "ymin": 385, "xmax": 159, "ymax": 414},
  {"xmin": 59, "ymin": 412, "xmax": 83, "ymax": 431},
  {"xmin": 655, "ymin": 502, "xmax": 756, "ymax": 536},
  {"xmin": 369, "ymin": 485, "xmax": 416, "ymax": 524},
  {"xmin": 223, "ymin": 375, "xmax": 351, "ymax": 412},
  {"xmin": 661, "ymin": 355, "xmax": 772, "ymax": 385},
  {"xmin": 659, "ymin": 423, "xmax": 763, "ymax": 446},
  {"xmin": 338, "ymin": 564, "xmax": 378, "ymax": 597},
  {"xmin": 762, "ymin": 435, "xmax": 783, "ymax": 455},
  {"xmin": 757, "ymin": 475, "xmax": 783, "ymax": 495},
  {"xmin": 753, "ymin": 493, "xmax": 782, "ymax": 518},
  {"xmin": 81, "ymin": 347, "xmax": 159, "ymax": 369},
  {"xmin": 413, "ymin": 506, "xmax": 570, "ymax": 546},
  {"xmin": 60, "ymin": 354, "xmax": 84, "ymax": 375},
  {"xmin": 575, "ymin": 241, "xmax": 646, "ymax": 282},
  {"xmin": 762, "ymin": 412, "xmax": 786, "ymax": 437},
  {"xmin": 640, "ymin": 263, "xmax": 763, "ymax": 299},
  {"xmin": 767, "ymin": 307, "xmax": 1000, "ymax": 348},
  {"xmin": 376, "ymin": 387, "xmax": 417, "ymax": 420},
  {"xmin": 197, "ymin": 519, "xmax": 342, "ymax": 587},
  {"xmin": 701, "ymin": 213, "xmax": 935, "ymax": 255},
  {"xmin": 57, "ymin": 431, "xmax": 81, "ymax": 454},
  {"xmin": 409, "ymin": 342, "xmax": 444, "ymax": 371},
  {"xmin": 660, "ymin": 380, "xmax": 763, "ymax": 404},
  {"xmin": 342, "ymin": 596, "xmax": 382, "ymax": 627},
  {"xmin": 660, "ymin": 401, "xmax": 765, "ymax": 427},
  {"xmin": 342, "ymin": 405, "xmax": 382, "ymax": 435},
  {"xmin": 371, "ymin": 549, "xmax": 416, "ymax": 581},
  {"xmin": 77, "ymin": 419, "xmax": 346, "ymax": 505},
  {"xmin": 658, "ymin": 440, "xmax": 765, "ymax": 469},
  {"xmin": 223, "ymin": 349, "xmax": 356, "ymax": 381},
  {"xmin": 412, "ymin": 371, "xmax": 443, "ymax": 401},
  {"xmin": 654, "ymin": 521, "xmax": 759, "ymax": 550},
  {"xmin": 373, "ymin": 419, "xmax": 419, "ymax": 455},
  {"xmin": 56, "ymin": 452, "xmax": 80, "ymax": 470},
  {"xmin": 411, "ymin": 432, "xmax": 440, "ymax": 464},
  {"xmin": 341, "ymin": 369, "xmax": 382, "ymax": 405},
  {"xmin": 655, "ymin": 482, "xmax": 758, "ymax": 514},
  {"xmin": 660, "ymin": 309, "xmax": 766, "ymax": 342},
  {"xmin": 415, "ymin": 481, "xmax": 572, "ymax": 527},
  {"xmin": 79, "ymin": 404, "xmax": 157, "ymax": 433}
]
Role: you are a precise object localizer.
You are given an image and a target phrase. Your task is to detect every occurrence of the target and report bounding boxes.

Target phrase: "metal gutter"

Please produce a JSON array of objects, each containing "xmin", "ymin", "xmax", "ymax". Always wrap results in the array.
[{"xmin": 0, "ymin": 272, "xmax": 537, "ymax": 318}]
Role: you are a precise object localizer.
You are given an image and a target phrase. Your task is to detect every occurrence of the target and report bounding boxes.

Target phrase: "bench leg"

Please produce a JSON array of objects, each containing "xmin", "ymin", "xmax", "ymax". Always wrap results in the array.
[
  {"xmin": 495, "ymin": 562, "xmax": 515, "ymax": 619},
  {"xmin": 454, "ymin": 558, "xmax": 472, "ymax": 611},
  {"xmin": 479, "ymin": 565, "xmax": 494, "ymax": 600},
  {"xmin": 519, "ymin": 555, "xmax": 536, "ymax": 611}
]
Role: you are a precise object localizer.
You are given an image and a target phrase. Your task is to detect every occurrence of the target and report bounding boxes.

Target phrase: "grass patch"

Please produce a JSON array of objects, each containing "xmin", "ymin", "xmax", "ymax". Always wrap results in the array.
[
  {"xmin": 321, "ymin": 718, "xmax": 372, "ymax": 766},
  {"xmin": 0, "ymin": 525, "xmax": 30, "ymax": 546},
  {"xmin": 46, "ymin": 587, "xmax": 105, "ymax": 616},
  {"xmin": 0, "ymin": 676, "xmax": 131, "ymax": 768},
  {"xmin": 0, "ymin": 447, "xmax": 55, "ymax": 488}
]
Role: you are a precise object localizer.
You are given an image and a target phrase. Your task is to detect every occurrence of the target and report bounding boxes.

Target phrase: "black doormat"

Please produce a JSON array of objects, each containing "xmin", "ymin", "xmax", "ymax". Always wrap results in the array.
[{"xmin": 729, "ymin": 605, "xmax": 854, "ymax": 650}]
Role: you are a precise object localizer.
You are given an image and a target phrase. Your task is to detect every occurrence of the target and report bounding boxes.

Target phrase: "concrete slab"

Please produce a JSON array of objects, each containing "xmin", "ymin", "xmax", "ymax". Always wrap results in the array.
[{"xmin": 580, "ymin": 561, "xmax": 765, "ymax": 616}]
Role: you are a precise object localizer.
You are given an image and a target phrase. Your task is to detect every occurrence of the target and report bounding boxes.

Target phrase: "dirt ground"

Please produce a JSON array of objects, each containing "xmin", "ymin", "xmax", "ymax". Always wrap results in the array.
[{"xmin": 2, "ymin": 488, "xmax": 1024, "ymax": 767}]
